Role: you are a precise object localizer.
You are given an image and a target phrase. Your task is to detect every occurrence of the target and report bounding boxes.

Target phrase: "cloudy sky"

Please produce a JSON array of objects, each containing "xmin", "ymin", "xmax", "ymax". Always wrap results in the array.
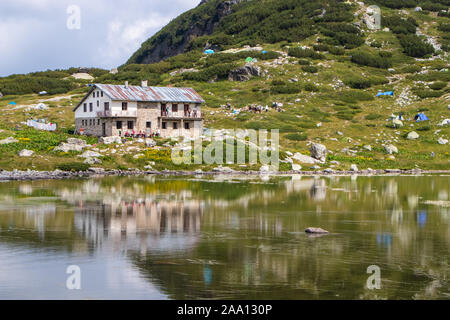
[{"xmin": 0, "ymin": 0, "xmax": 200, "ymax": 76}]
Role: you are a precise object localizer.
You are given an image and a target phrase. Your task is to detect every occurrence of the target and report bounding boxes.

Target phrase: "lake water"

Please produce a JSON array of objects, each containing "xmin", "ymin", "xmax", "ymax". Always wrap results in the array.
[{"xmin": 0, "ymin": 174, "xmax": 448, "ymax": 300}]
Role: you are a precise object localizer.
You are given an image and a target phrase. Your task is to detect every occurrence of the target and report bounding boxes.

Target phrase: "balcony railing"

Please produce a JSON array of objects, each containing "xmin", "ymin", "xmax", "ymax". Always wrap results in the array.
[
  {"xmin": 97, "ymin": 110, "xmax": 137, "ymax": 118},
  {"xmin": 160, "ymin": 111, "xmax": 201, "ymax": 118}
]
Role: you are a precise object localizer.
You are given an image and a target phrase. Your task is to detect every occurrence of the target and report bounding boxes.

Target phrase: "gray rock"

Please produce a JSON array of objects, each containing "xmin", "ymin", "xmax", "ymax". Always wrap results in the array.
[
  {"xmin": 0, "ymin": 137, "xmax": 18, "ymax": 144},
  {"xmin": 145, "ymin": 138, "xmax": 156, "ymax": 147},
  {"xmin": 310, "ymin": 165, "xmax": 321, "ymax": 170},
  {"xmin": 305, "ymin": 227, "xmax": 329, "ymax": 234},
  {"xmin": 363, "ymin": 145, "xmax": 372, "ymax": 151},
  {"xmin": 291, "ymin": 164, "xmax": 302, "ymax": 171},
  {"xmin": 67, "ymin": 138, "xmax": 86, "ymax": 146},
  {"xmin": 293, "ymin": 152, "xmax": 317, "ymax": 164},
  {"xmin": 99, "ymin": 136, "xmax": 122, "ymax": 145},
  {"xmin": 407, "ymin": 131, "xmax": 419, "ymax": 140},
  {"xmin": 54, "ymin": 143, "xmax": 84, "ymax": 152},
  {"xmin": 260, "ymin": 165, "xmax": 270, "ymax": 172},
  {"xmin": 84, "ymin": 157, "xmax": 102, "ymax": 165},
  {"xmin": 79, "ymin": 150, "xmax": 102, "ymax": 158},
  {"xmin": 228, "ymin": 64, "xmax": 261, "ymax": 81},
  {"xmin": 350, "ymin": 164, "xmax": 359, "ymax": 172},
  {"xmin": 18, "ymin": 149, "xmax": 34, "ymax": 157},
  {"xmin": 384, "ymin": 144, "xmax": 398, "ymax": 154},
  {"xmin": 437, "ymin": 137, "xmax": 448, "ymax": 145},
  {"xmin": 310, "ymin": 143, "xmax": 327, "ymax": 162},
  {"xmin": 212, "ymin": 166, "xmax": 235, "ymax": 173},
  {"xmin": 88, "ymin": 167, "xmax": 105, "ymax": 174}
]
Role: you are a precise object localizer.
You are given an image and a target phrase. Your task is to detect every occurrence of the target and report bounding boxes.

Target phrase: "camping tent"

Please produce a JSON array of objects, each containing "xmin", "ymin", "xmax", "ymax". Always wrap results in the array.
[
  {"xmin": 245, "ymin": 57, "xmax": 253, "ymax": 63},
  {"xmin": 8, "ymin": 101, "xmax": 16, "ymax": 105},
  {"xmin": 414, "ymin": 113, "xmax": 429, "ymax": 122},
  {"xmin": 204, "ymin": 49, "xmax": 215, "ymax": 54},
  {"xmin": 376, "ymin": 91, "xmax": 394, "ymax": 97},
  {"xmin": 261, "ymin": 50, "xmax": 268, "ymax": 54}
]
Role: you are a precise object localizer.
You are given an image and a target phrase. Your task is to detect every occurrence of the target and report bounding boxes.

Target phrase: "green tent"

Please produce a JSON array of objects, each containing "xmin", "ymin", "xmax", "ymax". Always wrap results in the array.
[{"xmin": 245, "ymin": 57, "xmax": 253, "ymax": 63}]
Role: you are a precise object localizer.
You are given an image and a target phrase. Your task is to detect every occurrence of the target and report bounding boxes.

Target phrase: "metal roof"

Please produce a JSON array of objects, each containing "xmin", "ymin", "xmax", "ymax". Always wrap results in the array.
[{"xmin": 96, "ymin": 84, "xmax": 205, "ymax": 103}]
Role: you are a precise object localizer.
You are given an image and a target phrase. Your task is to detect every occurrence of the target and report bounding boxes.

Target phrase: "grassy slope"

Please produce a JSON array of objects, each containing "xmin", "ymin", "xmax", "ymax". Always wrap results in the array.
[{"xmin": 0, "ymin": 5, "xmax": 448, "ymax": 172}]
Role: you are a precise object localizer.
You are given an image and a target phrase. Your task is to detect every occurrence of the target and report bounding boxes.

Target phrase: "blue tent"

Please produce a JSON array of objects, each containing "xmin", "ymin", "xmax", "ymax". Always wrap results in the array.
[
  {"xmin": 8, "ymin": 101, "xmax": 16, "ymax": 105},
  {"xmin": 204, "ymin": 49, "xmax": 215, "ymax": 54},
  {"xmin": 415, "ymin": 113, "xmax": 429, "ymax": 122},
  {"xmin": 261, "ymin": 50, "xmax": 268, "ymax": 54},
  {"xmin": 376, "ymin": 91, "xmax": 394, "ymax": 97}
]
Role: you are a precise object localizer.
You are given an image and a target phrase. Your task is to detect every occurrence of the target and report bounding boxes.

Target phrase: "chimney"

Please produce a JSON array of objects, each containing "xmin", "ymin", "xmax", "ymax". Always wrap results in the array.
[
  {"xmin": 124, "ymin": 81, "xmax": 128, "ymax": 88},
  {"xmin": 141, "ymin": 80, "xmax": 148, "ymax": 88}
]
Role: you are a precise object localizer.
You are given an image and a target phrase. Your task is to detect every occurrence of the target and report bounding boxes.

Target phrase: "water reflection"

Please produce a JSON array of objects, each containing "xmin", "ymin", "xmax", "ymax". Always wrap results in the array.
[{"xmin": 0, "ymin": 175, "xmax": 448, "ymax": 299}]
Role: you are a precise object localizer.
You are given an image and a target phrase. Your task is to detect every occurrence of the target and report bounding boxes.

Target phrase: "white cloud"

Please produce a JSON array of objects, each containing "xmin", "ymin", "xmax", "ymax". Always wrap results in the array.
[{"xmin": 0, "ymin": 0, "xmax": 200, "ymax": 76}]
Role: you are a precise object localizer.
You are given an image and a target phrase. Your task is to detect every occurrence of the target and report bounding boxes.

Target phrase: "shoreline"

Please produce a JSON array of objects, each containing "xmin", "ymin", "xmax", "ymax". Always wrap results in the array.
[{"xmin": 0, "ymin": 168, "xmax": 449, "ymax": 181}]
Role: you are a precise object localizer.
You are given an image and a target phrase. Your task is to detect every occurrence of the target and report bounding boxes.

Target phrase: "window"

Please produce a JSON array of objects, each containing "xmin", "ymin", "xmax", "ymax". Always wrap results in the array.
[
  {"xmin": 83, "ymin": 103, "xmax": 87, "ymax": 112},
  {"xmin": 116, "ymin": 121, "xmax": 122, "ymax": 129},
  {"xmin": 89, "ymin": 119, "xmax": 92, "ymax": 126},
  {"xmin": 172, "ymin": 104, "xmax": 178, "ymax": 112},
  {"xmin": 97, "ymin": 100, "xmax": 99, "ymax": 107},
  {"xmin": 162, "ymin": 122, "xmax": 166, "ymax": 129},
  {"xmin": 89, "ymin": 103, "xmax": 93, "ymax": 112},
  {"xmin": 97, "ymin": 119, "xmax": 100, "ymax": 125},
  {"xmin": 97, "ymin": 92, "xmax": 100, "ymax": 97},
  {"xmin": 127, "ymin": 121, "xmax": 133, "ymax": 130},
  {"xmin": 101, "ymin": 92, "xmax": 103, "ymax": 97},
  {"xmin": 184, "ymin": 122, "xmax": 190, "ymax": 130},
  {"xmin": 173, "ymin": 122, "xmax": 178, "ymax": 129},
  {"xmin": 146, "ymin": 121, "xmax": 151, "ymax": 128},
  {"xmin": 104, "ymin": 102, "xmax": 109, "ymax": 111},
  {"xmin": 122, "ymin": 102, "xmax": 127, "ymax": 111}
]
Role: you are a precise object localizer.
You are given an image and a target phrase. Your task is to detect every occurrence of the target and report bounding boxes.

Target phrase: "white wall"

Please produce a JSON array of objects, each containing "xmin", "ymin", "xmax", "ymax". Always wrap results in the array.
[{"xmin": 75, "ymin": 88, "xmax": 112, "ymax": 118}]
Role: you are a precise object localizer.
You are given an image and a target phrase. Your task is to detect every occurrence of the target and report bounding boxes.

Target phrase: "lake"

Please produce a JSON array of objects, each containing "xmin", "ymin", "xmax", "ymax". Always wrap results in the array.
[{"xmin": 0, "ymin": 174, "xmax": 448, "ymax": 299}]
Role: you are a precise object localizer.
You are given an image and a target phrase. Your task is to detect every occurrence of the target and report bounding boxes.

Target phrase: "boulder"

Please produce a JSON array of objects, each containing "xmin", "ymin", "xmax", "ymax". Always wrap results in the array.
[
  {"xmin": 88, "ymin": 167, "xmax": 105, "ymax": 174},
  {"xmin": 79, "ymin": 150, "xmax": 102, "ymax": 158},
  {"xmin": 99, "ymin": 136, "xmax": 122, "ymax": 145},
  {"xmin": 407, "ymin": 131, "xmax": 419, "ymax": 140},
  {"xmin": 292, "ymin": 152, "xmax": 317, "ymax": 164},
  {"xmin": 305, "ymin": 227, "xmax": 329, "ymax": 234},
  {"xmin": 310, "ymin": 143, "xmax": 327, "ymax": 162},
  {"xmin": 350, "ymin": 164, "xmax": 359, "ymax": 172},
  {"xmin": 18, "ymin": 149, "xmax": 34, "ymax": 157},
  {"xmin": 55, "ymin": 143, "xmax": 84, "ymax": 152},
  {"xmin": 438, "ymin": 119, "xmax": 450, "ymax": 126},
  {"xmin": 363, "ymin": 145, "xmax": 372, "ymax": 151},
  {"xmin": 66, "ymin": 138, "xmax": 86, "ymax": 146},
  {"xmin": 438, "ymin": 137, "xmax": 448, "ymax": 145},
  {"xmin": 145, "ymin": 138, "xmax": 156, "ymax": 147},
  {"xmin": 384, "ymin": 144, "xmax": 398, "ymax": 154},
  {"xmin": 212, "ymin": 166, "xmax": 235, "ymax": 173},
  {"xmin": 228, "ymin": 64, "xmax": 261, "ymax": 82},
  {"xmin": 84, "ymin": 157, "xmax": 102, "ymax": 165},
  {"xmin": 260, "ymin": 165, "xmax": 270, "ymax": 172},
  {"xmin": 0, "ymin": 137, "xmax": 18, "ymax": 144},
  {"xmin": 291, "ymin": 164, "xmax": 302, "ymax": 171}
]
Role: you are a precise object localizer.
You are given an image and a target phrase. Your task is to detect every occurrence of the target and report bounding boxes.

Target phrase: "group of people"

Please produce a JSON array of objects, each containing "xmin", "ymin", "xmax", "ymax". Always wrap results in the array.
[{"xmin": 118, "ymin": 130, "xmax": 160, "ymax": 139}]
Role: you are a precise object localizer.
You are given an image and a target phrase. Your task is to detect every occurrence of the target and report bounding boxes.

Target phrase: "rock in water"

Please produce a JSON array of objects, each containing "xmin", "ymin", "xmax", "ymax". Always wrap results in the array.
[
  {"xmin": 407, "ymin": 131, "xmax": 419, "ymax": 140},
  {"xmin": 310, "ymin": 143, "xmax": 327, "ymax": 162},
  {"xmin": 305, "ymin": 227, "xmax": 329, "ymax": 234}
]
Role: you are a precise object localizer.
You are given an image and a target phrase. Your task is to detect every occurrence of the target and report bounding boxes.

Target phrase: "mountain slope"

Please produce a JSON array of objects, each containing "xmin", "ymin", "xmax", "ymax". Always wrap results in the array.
[{"xmin": 127, "ymin": 0, "xmax": 245, "ymax": 64}]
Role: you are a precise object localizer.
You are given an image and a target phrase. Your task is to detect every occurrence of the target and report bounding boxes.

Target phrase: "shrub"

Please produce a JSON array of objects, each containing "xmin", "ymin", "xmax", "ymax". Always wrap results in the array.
[
  {"xmin": 304, "ymin": 83, "xmax": 320, "ymax": 92},
  {"xmin": 313, "ymin": 44, "xmax": 329, "ymax": 52},
  {"xmin": 398, "ymin": 34, "xmax": 435, "ymax": 58},
  {"xmin": 57, "ymin": 162, "xmax": 90, "ymax": 172},
  {"xmin": 288, "ymin": 47, "xmax": 325, "ymax": 59},
  {"xmin": 365, "ymin": 113, "xmax": 383, "ymax": 120},
  {"xmin": 271, "ymin": 83, "xmax": 301, "ymax": 94},
  {"xmin": 302, "ymin": 65, "xmax": 318, "ymax": 73},
  {"xmin": 298, "ymin": 59, "xmax": 311, "ymax": 65},
  {"xmin": 344, "ymin": 77, "xmax": 372, "ymax": 89},
  {"xmin": 429, "ymin": 81, "xmax": 447, "ymax": 90},
  {"xmin": 285, "ymin": 133, "xmax": 308, "ymax": 141},
  {"xmin": 328, "ymin": 46, "xmax": 345, "ymax": 55},
  {"xmin": 414, "ymin": 89, "xmax": 444, "ymax": 98},
  {"xmin": 350, "ymin": 51, "xmax": 392, "ymax": 69}
]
